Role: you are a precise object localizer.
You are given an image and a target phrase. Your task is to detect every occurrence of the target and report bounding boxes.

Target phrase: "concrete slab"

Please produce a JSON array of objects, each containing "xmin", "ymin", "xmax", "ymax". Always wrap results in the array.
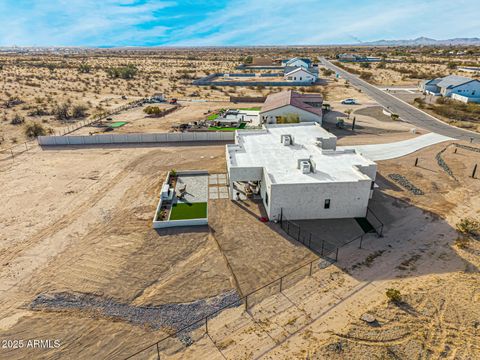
[
  {"xmin": 294, "ymin": 218, "xmax": 364, "ymax": 248},
  {"xmin": 175, "ymin": 174, "xmax": 208, "ymax": 204},
  {"xmin": 338, "ymin": 133, "xmax": 453, "ymax": 161}
]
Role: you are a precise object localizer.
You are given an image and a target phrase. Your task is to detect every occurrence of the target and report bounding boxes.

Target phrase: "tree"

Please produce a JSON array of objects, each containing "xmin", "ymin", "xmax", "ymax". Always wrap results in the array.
[
  {"xmin": 53, "ymin": 103, "xmax": 70, "ymax": 120},
  {"xmin": 447, "ymin": 61, "xmax": 457, "ymax": 69}
]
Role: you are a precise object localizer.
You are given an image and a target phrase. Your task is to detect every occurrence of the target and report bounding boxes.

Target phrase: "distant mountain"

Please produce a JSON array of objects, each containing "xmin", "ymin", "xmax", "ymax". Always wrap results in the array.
[{"xmin": 360, "ymin": 37, "xmax": 480, "ymax": 46}]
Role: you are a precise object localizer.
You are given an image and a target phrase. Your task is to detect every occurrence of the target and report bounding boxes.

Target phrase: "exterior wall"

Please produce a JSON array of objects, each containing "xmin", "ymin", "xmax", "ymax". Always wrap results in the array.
[
  {"xmin": 268, "ymin": 180, "xmax": 372, "ymax": 221},
  {"xmin": 38, "ymin": 131, "xmax": 235, "ymax": 146},
  {"xmin": 260, "ymin": 105, "xmax": 322, "ymax": 124},
  {"xmin": 442, "ymin": 80, "xmax": 480, "ymax": 97},
  {"xmin": 452, "ymin": 93, "xmax": 480, "ymax": 103},
  {"xmin": 284, "ymin": 69, "xmax": 316, "ymax": 83}
]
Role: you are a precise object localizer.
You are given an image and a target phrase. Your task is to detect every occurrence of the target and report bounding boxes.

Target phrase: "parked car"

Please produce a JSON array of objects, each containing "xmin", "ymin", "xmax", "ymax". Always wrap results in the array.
[{"xmin": 341, "ymin": 98, "xmax": 358, "ymax": 105}]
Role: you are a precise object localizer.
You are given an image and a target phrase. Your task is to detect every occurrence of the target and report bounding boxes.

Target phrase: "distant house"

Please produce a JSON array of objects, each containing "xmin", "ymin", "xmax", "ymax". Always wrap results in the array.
[
  {"xmin": 260, "ymin": 90, "xmax": 323, "ymax": 124},
  {"xmin": 284, "ymin": 67, "xmax": 317, "ymax": 83},
  {"xmin": 282, "ymin": 57, "xmax": 312, "ymax": 69},
  {"xmin": 420, "ymin": 75, "xmax": 480, "ymax": 98}
]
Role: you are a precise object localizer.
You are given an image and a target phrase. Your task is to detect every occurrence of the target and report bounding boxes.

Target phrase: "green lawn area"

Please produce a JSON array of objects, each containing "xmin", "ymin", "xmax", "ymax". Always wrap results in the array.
[
  {"xmin": 207, "ymin": 114, "xmax": 219, "ymax": 120},
  {"xmin": 208, "ymin": 126, "xmax": 238, "ymax": 131},
  {"xmin": 170, "ymin": 202, "xmax": 207, "ymax": 220},
  {"xmin": 238, "ymin": 107, "xmax": 261, "ymax": 111}
]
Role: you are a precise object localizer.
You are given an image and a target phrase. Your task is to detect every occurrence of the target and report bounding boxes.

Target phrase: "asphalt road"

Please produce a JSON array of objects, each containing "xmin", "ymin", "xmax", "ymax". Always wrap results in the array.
[{"xmin": 319, "ymin": 57, "xmax": 480, "ymax": 142}]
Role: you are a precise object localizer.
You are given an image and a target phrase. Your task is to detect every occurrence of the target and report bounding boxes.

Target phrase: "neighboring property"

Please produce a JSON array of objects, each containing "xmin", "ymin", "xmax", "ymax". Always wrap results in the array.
[
  {"xmin": 260, "ymin": 90, "xmax": 323, "ymax": 124},
  {"xmin": 284, "ymin": 67, "xmax": 317, "ymax": 83},
  {"xmin": 420, "ymin": 75, "xmax": 480, "ymax": 99},
  {"xmin": 226, "ymin": 123, "xmax": 377, "ymax": 221},
  {"xmin": 336, "ymin": 53, "xmax": 382, "ymax": 62},
  {"xmin": 282, "ymin": 57, "xmax": 312, "ymax": 69}
]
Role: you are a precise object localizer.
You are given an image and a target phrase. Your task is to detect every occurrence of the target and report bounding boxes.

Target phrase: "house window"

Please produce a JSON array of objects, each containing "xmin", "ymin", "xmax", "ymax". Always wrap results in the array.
[
  {"xmin": 288, "ymin": 76, "xmax": 292, "ymax": 80},
  {"xmin": 265, "ymin": 192, "xmax": 269, "ymax": 206},
  {"xmin": 324, "ymin": 199, "xmax": 330, "ymax": 209},
  {"xmin": 300, "ymin": 77, "xmax": 303, "ymax": 80}
]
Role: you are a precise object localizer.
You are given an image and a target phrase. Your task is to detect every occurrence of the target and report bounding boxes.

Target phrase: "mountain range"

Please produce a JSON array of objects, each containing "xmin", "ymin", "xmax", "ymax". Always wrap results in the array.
[{"xmin": 360, "ymin": 37, "xmax": 480, "ymax": 46}]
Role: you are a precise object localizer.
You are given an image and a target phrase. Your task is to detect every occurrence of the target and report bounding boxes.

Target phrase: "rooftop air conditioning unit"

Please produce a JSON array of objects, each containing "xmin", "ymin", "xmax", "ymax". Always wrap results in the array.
[
  {"xmin": 300, "ymin": 160, "xmax": 311, "ymax": 174},
  {"xmin": 282, "ymin": 135, "xmax": 291, "ymax": 146}
]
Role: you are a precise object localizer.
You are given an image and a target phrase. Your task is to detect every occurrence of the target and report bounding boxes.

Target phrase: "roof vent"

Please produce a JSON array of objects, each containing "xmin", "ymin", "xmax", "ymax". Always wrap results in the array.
[
  {"xmin": 300, "ymin": 160, "xmax": 311, "ymax": 174},
  {"xmin": 281, "ymin": 134, "xmax": 293, "ymax": 146}
]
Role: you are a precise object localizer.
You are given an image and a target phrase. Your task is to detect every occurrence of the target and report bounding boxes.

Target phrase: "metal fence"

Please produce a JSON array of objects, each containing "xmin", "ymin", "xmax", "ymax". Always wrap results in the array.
[{"xmin": 124, "ymin": 208, "xmax": 384, "ymax": 360}]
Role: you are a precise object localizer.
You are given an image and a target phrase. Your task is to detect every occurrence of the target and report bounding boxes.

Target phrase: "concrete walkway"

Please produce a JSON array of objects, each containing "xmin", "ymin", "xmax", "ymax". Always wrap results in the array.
[{"xmin": 338, "ymin": 133, "xmax": 453, "ymax": 161}]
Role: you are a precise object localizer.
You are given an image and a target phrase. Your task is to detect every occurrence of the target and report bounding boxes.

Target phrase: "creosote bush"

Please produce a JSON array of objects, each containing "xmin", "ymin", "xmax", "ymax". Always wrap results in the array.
[{"xmin": 386, "ymin": 288, "xmax": 402, "ymax": 304}]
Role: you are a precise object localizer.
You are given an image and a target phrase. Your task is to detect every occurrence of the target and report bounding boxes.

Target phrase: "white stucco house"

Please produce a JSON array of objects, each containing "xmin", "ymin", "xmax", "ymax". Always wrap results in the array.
[
  {"xmin": 226, "ymin": 123, "xmax": 377, "ymax": 221},
  {"xmin": 282, "ymin": 57, "xmax": 311, "ymax": 69},
  {"xmin": 260, "ymin": 90, "xmax": 323, "ymax": 124},
  {"xmin": 284, "ymin": 67, "xmax": 317, "ymax": 83},
  {"xmin": 420, "ymin": 75, "xmax": 480, "ymax": 98}
]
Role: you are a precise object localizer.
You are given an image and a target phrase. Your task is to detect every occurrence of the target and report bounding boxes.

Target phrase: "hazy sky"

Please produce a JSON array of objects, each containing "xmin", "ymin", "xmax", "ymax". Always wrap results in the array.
[{"xmin": 0, "ymin": 0, "xmax": 479, "ymax": 47}]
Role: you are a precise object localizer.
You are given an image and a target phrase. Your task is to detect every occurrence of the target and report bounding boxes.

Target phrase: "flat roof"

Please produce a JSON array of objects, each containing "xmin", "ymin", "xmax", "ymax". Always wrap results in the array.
[{"xmin": 228, "ymin": 123, "xmax": 375, "ymax": 184}]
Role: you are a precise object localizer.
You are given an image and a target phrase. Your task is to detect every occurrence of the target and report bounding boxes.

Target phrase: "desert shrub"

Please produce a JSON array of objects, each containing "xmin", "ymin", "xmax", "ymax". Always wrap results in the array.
[
  {"xmin": 447, "ymin": 61, "xmax": 457, "ymax": 69},
  {"xmin": 321, "ymin": 68, "xmax": 334, "ymax": 76},
  {"xmin": 377, "ymin": 61, "xmax": 386, "ymax": 69},
  {"xmin": 71, "ymin": 104, "xmax": 88, "ymax": 119},
  {"xmin": 359, "ymin": 62, "xmax": 371, "ymax": 69},
  {"xmin": 455, "ymin": 236, "xmax": 470, "ymax": 249},
  {"xmin": 24, "ymin": 122, "xmax": 48, "ymax": 138},
  {"xmin": 53, "ymin": 103, "xmax": 70, "ymax": 120},
  {"xmin": 456, "ymin": 217, "xmax": 480, "ymax": 237},
  {"xmin": 78, "ymin": 63, "xmax": 92, "ymax": 73},
  {"xmin": 106, "ymin": 64, "xmax": 138, "ymax": 79},
  {"xmin": 386, "ymin": 288, "xmax": 402, "ymax": 303},
  {"xmin": 359, "ymin": 71, "xmax": 373, "ymax": 81},
  {"xmin": 277, "ymin": 113, "xmax": 299, "ymax": 124},
  {"xmin": 144, "ymin": 106, "xmax": 164, "ymax": 117},
  {"xmin": 10, "ymin": 113, "xmax": 24, "ymax": 125},
  {"xmin": 391, "ymin": 113, "xmax": 400, "ymax": 120}
]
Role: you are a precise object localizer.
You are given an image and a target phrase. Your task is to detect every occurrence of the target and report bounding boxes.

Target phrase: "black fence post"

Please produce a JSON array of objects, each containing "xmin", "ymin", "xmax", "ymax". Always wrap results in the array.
[
  {"xmin": 359, "ymin": 235, "xmax": 363, "ymax": 249},
  {"xmin": 308, "ymin": 233, "xmax": 312, "ymax": 249},
  {"xmin": 244, "ymin": 295, "xmax": 248, "ymax": 311},
  {"xmin": 297, "ymin": 226, "xmax": 301, "ymax": 241},
  {"xmin": 205, "ymin": 316, "xmax": 208, "ymax": 334},
  {"xmin": 279, "ymin": 277, "xmax": 283, "ymax": 292},
  {"xmin": 309, "ymin": 261, "xmax": 313, "ymax": 276},
  {"xmin": 335, "ymin": 248, "xmax": 339, "ymax": 262},
  {"xmin": 414, "ymin": 157, "xmax": 418, "ymax": 167},
  {"xmin": 156, "ymin": 343, "xmax": 160, "ymax": 360},
  {"xmin": 321, "ymin": 240, "xmax": 325, "ymax": 256},
  {"xmin": 472, "ymin": 164, "xmax": 477, "ymax": 178}
]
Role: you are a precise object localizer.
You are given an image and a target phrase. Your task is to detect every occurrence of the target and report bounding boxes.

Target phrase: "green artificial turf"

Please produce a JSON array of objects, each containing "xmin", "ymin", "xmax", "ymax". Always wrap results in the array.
[
  {"xmin": 207, "ymin": 114, "xmax": 219, "ymax": 120},
  {"xmin": 170, "ymin": 202, "xmax": 207, "ymax": 220},
  {"xmin": 109, "ymin": 121, "xmax": 128, "ymax": 128},
  {"xmin": 208, "ymin": 126, "xmax": 238, "ymax": 131}
]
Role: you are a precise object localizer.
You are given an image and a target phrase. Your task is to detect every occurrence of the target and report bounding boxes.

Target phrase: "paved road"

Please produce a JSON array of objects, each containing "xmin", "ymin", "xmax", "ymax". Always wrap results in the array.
[
  {"xmin": 338, "ymin": 133, "xmax": 453, "ymax": 161},
  {"xmin": 319, "ymin": 57, "xmax": 480, "ymax": 142}
]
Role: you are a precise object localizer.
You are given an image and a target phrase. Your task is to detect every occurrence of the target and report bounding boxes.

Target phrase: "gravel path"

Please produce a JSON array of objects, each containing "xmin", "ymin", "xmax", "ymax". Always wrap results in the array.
[
  {"xmin": 388, "ymin": 173, "xmax": 424, "ymax": 195},
  {"xmin": 30, "ymin": 290, "xmax": 241, "ymax": 333}
]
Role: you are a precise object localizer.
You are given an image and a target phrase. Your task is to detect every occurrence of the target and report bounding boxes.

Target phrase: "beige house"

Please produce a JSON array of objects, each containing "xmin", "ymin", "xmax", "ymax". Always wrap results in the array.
[{"xmin": 260, "ymin": 90, "xmax": 323, "ymax": 124}]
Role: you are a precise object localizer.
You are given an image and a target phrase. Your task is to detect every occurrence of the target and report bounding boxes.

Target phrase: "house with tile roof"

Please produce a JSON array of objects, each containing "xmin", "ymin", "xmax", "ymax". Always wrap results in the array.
[{"xmin": 260, "ymin": 90, "xmax": 323, "ymax": 124}]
